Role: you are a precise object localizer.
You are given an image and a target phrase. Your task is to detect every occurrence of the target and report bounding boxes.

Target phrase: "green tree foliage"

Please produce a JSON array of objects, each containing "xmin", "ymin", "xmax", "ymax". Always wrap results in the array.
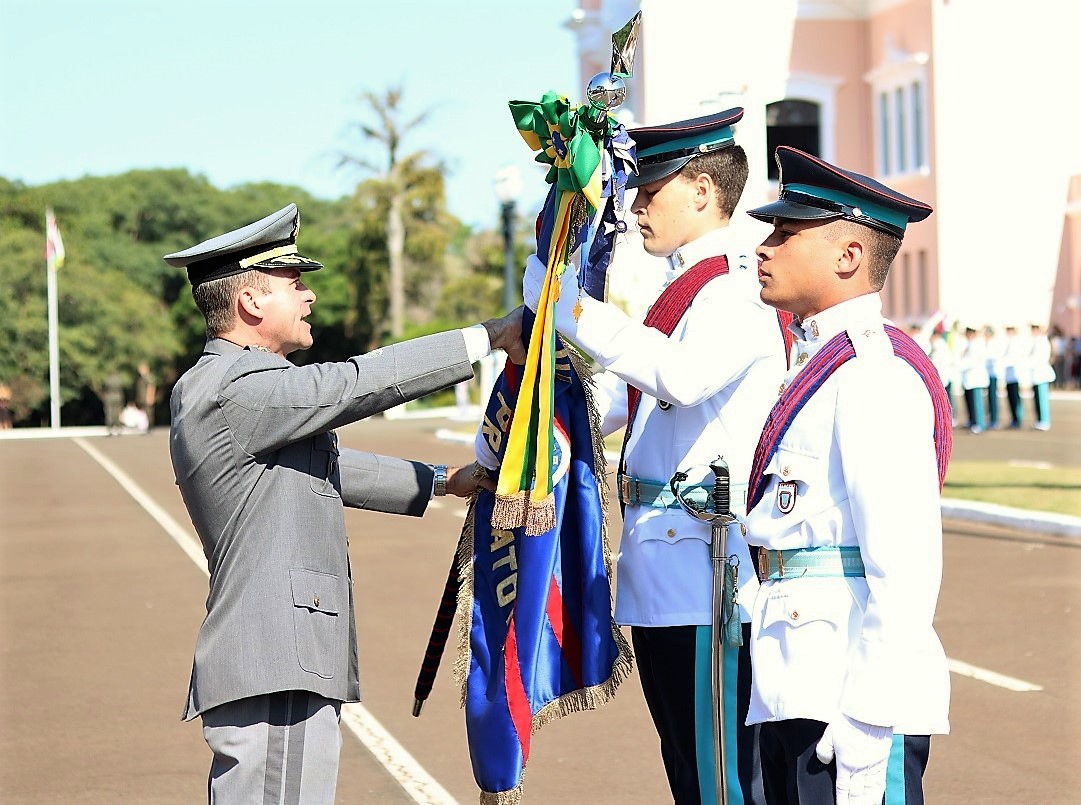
[
  {"xmin": 0, "ymin": 154, "xmax": 532, "ymax": 426},
  {"xmin": 339, "ymin": 86, "xmax": 454, "ymax": 341}
]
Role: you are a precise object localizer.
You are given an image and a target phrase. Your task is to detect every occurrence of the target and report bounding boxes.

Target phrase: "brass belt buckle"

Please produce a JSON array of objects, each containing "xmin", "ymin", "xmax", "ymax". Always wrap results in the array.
[{"xmin": 620, "ymin": 475, "xmax": 630, "ymax": 503}]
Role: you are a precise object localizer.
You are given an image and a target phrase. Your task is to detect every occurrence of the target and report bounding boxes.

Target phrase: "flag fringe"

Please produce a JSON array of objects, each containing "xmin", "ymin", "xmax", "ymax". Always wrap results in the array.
[
  {"xmin": 523, "ymin": 495, "xmax": 556, "ymax": 536},
  {"xmin": 454, "ymin": 492, "xmax": 479, "ymax": 708},
  {"xmin": 479, "ymin": 786, "xmax": 523, "ymax": 805},
  {"xmin": 490, "ymin": 491, "xmax": 529, "ymax": 530}
]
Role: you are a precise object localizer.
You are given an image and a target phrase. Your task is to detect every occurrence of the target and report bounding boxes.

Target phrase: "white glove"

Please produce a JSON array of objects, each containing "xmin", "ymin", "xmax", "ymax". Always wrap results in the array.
[
  {"xmin": 521, "ymin": 254, "xmax": 547, "ymax": 311},
  {"xmin": 521, "ymin": 254, "xmax": 581, "ymax": 337},
  {"xmin": 815, "ymin": 715, "xmax": 893, "ymax": 805}
]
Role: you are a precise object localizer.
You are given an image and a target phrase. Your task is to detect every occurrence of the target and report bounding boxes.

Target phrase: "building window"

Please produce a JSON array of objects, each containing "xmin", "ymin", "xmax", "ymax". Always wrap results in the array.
[
  {"xmin": 866, "ymin": 44, "xmax": 930, "ymax": 178},
  {"xmin": 897, "ymin": 252, "xmax": 910, "ymax": 317},
  {"xmin": 895, "ymin": 87, "xmax": 907, "ymax": 174},
  {"xmin": 766, "ymin": 99, "xmax": 821, "ymax": 181},
  {"xmin": 918, "ymin": 249, "xmax": 929, "ymax": 315},
  {"xmin": 912, "ymin": 81, "xmax": 925, "ymax": 169},
  {"xmin": 879, "ymin": 93, "xmax": 891, "ymax": 175}
]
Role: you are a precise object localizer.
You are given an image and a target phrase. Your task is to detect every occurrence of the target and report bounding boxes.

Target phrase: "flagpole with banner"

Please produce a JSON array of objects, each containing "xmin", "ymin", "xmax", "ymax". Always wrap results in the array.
[
  {"xmin": 409, "ymin": 14, "xmax": 643, "ymax": 804},
  {"xmin": 45, "ymin": 207, "xmax": 65, "ymax": 429}
]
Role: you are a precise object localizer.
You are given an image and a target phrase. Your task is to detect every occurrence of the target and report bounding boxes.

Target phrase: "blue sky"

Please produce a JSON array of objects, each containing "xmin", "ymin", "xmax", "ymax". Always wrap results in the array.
[{"xmin": 1, "ymin": 0, "xmax": 580, "ymax": 227}]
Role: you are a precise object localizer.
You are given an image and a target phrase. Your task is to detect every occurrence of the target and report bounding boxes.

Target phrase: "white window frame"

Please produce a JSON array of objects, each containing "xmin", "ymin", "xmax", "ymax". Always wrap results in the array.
[{"xmin": 866, "ymin": 48, "xmax": 930, "ymax": 179}]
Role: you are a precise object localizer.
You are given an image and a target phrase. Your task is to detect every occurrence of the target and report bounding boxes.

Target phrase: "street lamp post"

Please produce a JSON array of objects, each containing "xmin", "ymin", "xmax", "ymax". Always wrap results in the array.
[{"xmin": 494, "ymin": 166, "xmax": 523, "ymax": 313}]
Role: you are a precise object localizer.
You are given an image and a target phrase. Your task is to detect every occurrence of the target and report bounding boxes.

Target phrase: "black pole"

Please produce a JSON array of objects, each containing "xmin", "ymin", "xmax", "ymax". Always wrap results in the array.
[{"xmin": 501, "ymin": 200, "xmax": 517, "ymax": 313}]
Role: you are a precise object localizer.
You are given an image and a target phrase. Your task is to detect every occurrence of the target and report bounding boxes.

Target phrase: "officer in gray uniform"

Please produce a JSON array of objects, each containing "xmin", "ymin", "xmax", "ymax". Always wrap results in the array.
[{"xmin": 165, "ymin": 204, "xmax": 523, "ymax": 803}]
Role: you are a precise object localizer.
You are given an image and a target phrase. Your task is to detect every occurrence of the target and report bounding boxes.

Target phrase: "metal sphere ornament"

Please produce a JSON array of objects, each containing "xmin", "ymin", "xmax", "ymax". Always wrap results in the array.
[{"xmin": 586, "ymin": 72, "xmax": 627, "ymax": 114}]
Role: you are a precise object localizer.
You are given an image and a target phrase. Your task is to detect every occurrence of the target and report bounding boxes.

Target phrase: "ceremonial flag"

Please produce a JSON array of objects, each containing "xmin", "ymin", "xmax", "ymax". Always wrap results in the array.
[
  {"xmin": 461, "ymin": 308, "xmax": 632, "ymax": 804},
  {"xmin": 492, "ymin": 92, "xmax": 635, "ymax": 536},
  {"xmin": 46, "ymin": 207, "xmax": 65, "ymax": 270}
]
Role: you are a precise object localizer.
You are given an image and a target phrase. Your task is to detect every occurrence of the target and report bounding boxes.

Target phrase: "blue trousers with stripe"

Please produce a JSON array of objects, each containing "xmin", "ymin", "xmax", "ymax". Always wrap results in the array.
[
  {"xmin": 759, "ymin": 718, "xmax": 930, "ymax": 804},
  {"xmin": 631, "ymin": 624, "xmax": 764, "ymax": 805}
]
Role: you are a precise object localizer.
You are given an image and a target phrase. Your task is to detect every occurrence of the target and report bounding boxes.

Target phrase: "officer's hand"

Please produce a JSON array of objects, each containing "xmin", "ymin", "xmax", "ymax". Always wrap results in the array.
[
  {"xmin": 815, "ymin": 715, "xmax": 892, "ymax": 805},
  {"xmin": 482, "ymin": 306, "xmax": 526, "ymax": 365},
  {"xmin": 445, "ymin": 462, "xmax": 496, "ymax": 498}
]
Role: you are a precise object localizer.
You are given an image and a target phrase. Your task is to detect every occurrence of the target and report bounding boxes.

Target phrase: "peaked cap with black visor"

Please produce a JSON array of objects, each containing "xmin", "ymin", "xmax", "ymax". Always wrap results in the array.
[
  {"xmin": 164, "ymin": 203, "xmax": 323, "ymax": 286},
  {"xmin": 627, "ymin": 107, "xmax": 744, "ymax": 189},
  {"xmin": 748, "ymin": 146, "xmax": 932, "ymax": 237}
]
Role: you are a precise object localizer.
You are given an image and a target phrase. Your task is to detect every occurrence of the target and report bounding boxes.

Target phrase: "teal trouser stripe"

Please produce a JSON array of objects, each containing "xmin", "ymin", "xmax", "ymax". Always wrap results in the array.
[
  {"xmin": 884, "ymin": 733, "xmax": 906, "ymax": 805},
  {"xmin": 693, "ymin": 626, "xmax": 744, "ymax": 805}
]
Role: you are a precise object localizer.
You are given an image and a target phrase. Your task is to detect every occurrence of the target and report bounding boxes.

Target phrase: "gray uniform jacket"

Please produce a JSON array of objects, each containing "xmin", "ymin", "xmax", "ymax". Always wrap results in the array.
[{"xmin": 171, "ymin": 334, "xmax": 473, "ymax": 720}]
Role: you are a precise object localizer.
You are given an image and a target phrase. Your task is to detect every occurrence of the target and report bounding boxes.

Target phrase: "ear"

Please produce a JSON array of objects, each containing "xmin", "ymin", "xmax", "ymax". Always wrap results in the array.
[
  {"xmin": 836, "ymin": 237, "xmax": 865, "ymax": 278},
  {"xmin": 692, "ymin": 172, "xmax": 714, "ymax": 212},
  {"xmin": 236, "ymin": 285, "xmax": 266, "ymax": 322}
]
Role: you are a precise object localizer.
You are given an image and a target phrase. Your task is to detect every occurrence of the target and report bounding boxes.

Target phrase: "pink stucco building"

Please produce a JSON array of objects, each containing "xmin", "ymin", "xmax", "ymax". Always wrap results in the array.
[{"xmin": 567, "ymin": 0, "xmax": 1081, "ymax": 336}]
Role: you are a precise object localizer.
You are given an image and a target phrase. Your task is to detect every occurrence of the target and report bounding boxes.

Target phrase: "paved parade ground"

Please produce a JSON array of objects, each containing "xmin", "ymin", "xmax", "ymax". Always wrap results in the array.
[{"xmin": 2, "ymin": 399, "xmax": 1079, "ymax": 803}]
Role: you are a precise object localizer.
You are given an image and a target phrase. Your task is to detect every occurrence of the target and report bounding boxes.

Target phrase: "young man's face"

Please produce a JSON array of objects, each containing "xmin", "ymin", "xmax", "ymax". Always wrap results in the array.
[
  {"xmin": 755, "ymin": 217, "xmax": 842, "ymax": 320},
  {"xmin": 629, "ymin": 172, "xmax": 701, "ymax": 258},
  {"xmin": 253, "ymin": 268, "xmax": 317, "ymax": 357}
]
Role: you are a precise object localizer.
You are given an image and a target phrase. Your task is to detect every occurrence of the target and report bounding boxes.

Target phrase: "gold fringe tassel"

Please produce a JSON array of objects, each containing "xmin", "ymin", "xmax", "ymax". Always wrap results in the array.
[
  {"xmin": 454, "ymin": 494, "xmax": 478, "ymax": 708},
  {"xmin": 523, "ymin": 494, "xmax": 556, "ymax": 536},
  {"xmin": 490, "ymin": 491, "xmax": 529, "ymax": 531}
]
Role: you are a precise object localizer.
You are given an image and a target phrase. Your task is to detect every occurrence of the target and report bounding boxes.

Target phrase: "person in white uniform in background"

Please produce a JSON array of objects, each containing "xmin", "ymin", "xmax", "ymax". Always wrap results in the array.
[
  {"xmin": 487, "ymin": 109, "xmax": 790, "ymax": 804},
  {"xmin": 744, "ymin": 146, "xmax": 952, "ymax": 805}
]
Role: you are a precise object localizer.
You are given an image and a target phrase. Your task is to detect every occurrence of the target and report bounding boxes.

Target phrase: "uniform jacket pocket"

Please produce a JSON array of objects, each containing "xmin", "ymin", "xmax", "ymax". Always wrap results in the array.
[{"xmin": 289, "ymin": 568, "xmax": 340, "ymax": 679}]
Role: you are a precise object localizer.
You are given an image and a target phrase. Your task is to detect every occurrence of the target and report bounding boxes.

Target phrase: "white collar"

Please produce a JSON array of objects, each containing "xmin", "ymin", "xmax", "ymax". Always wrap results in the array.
[
  {"xmin": 793, "ymin": 293, "xmax": 883, "ymax": 344},
  {"xmin": 664, "ymin": 228, "xmax": 734, "ymax": 285}
]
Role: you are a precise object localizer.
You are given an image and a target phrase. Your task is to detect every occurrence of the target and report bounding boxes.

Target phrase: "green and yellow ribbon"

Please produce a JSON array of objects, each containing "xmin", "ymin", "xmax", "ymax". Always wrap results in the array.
[{"xmin": 491, "ymin": 91, "xmax": 614, "ymax": 535}]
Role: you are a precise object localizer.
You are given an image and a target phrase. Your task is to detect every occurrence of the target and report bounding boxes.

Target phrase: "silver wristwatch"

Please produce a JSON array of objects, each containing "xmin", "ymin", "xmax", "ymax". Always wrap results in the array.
[{"xmin": 433, "ymin": 464, "xmax": 448, "ymax": 497}]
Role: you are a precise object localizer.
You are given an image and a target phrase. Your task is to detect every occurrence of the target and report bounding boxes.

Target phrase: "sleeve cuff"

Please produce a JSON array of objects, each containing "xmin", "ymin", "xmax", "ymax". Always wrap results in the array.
[{"xmin": 461, "ymin": 324, "xmax": 491, "ymax": 363}]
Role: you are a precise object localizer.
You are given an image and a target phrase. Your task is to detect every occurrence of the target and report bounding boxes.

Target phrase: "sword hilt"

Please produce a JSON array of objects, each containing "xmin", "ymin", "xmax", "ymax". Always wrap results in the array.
[{"xmin": 709, "ymin": 456, "xmax": 731, "ymax": 519}]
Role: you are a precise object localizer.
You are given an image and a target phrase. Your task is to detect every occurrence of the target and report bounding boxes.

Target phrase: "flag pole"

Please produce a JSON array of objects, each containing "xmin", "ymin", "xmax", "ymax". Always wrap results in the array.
[
  {"xmin": 47, "ymin": 251, "xmax": 60, "ymax": 429},
  {"xmin": 45, "ymin": 207, "xmax": 63, "ymax": 429}
]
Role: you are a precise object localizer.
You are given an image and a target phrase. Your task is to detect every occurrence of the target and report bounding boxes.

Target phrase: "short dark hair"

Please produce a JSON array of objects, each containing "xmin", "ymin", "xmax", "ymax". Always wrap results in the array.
[
  {"xmin": 678, "ymin": 144, "xmax": 749, "ymax": 219},
  {"xmin": 191, "ymin": 269, "xmax": 271, "ymax": 336},
  {"xmin": 828, "ymin": 219, "xmax": 902, "ymax": 290}
]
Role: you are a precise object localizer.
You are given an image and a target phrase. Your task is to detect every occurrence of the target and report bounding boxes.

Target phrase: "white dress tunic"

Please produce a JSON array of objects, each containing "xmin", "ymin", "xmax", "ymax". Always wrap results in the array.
[
  {"xmin": 744, "ymin": 293, "xmax": 951, "ymax": 736},
  {"xmin": 542, "ymin": 228, "xmax": 789, "ymax": 628}
]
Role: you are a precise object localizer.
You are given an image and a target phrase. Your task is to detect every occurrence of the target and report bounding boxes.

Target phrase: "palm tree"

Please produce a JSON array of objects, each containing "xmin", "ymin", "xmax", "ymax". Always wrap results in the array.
[{"xmin": 339, "ymin": 86, "xmax": 435, "ymax": 338}]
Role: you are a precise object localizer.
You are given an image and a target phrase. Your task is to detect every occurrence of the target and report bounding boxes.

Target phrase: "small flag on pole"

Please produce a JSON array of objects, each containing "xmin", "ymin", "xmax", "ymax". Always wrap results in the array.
[{"xmin": 46, "ymin": 207, "xmax": 65, "ymax": 270}]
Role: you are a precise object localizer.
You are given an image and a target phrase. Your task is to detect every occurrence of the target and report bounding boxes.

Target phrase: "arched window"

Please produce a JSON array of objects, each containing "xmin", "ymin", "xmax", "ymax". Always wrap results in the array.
[{"xmin": 766, "ymin": 99, "xmax": 821, "ymax": 180}]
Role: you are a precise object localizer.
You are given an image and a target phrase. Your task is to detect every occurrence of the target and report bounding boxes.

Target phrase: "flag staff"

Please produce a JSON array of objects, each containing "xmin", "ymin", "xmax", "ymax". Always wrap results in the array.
[{"xmin": 45, "ymin": 207, "xmax": 65, "ymax": 429}]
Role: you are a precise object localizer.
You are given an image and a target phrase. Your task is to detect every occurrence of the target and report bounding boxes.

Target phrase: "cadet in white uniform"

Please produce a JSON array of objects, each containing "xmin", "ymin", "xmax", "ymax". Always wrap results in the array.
[
  {"xmin": 744, "ymin": 147, "xmax": 952, "ymax": 805},
  {"xmin": 518, "ymin": 110, "xmax": 789, "ymax": 805}
]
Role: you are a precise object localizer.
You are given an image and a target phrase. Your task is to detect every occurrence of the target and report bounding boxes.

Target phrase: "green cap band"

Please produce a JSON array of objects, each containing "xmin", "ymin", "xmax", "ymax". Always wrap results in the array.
[
  {"xmin": 786, "ymin": 182, "xmax": 910, "ymax": 232},
  {"xmin": 636, "ymin": 126, "xmax": 735, "ymax": 159}
]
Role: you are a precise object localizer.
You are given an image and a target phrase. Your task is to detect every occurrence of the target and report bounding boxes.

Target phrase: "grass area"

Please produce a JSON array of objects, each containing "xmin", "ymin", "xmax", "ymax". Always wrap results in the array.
[{"xmin": 943, "ymin": 461, "xmax": 1081, "ymax": 518}]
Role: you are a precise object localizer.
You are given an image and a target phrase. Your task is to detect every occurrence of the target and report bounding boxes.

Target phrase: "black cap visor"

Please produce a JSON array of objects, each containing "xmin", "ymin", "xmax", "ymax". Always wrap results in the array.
[
  {"xmin": 626, "ymin": 154, "xmax": 696, "ymax": 189},
  {"xmin": 748, "ymin": 190, "xmax": 906, "ymax": 237},
  {"xmin": 747, "ymin": 197, "xmax": 843, "ymax": 225}
]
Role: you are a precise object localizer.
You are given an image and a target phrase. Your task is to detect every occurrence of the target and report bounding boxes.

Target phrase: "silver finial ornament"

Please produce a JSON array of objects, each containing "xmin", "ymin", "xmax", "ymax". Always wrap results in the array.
[
  {"xmin": 586, "ymin": 73, "xmax": 627, "ymax": 111},
  {"xmin": 584, "ymin": 11, "xmax": 642, "ymax": 125}
]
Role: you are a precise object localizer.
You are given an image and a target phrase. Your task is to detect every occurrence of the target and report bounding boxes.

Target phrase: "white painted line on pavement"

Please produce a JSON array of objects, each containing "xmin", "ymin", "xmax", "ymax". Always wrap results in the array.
[
  {"xmin": 74, "ymin": 437, "xmax": 208, "ymax": 574},
  {"xmin": 1008, "ymin": 460, "xmax": 1053, "ymax": 470},
  {"xmin": 341, "ymin": 705, "xmax": 458, "ymax": 805},
  {"xmin": 73, "ymin": 437, "xmax": 460, "ymax": 805},
  {"xmin": 947, "ymin": 658, "xmax": 1043, "ymax": 692}
]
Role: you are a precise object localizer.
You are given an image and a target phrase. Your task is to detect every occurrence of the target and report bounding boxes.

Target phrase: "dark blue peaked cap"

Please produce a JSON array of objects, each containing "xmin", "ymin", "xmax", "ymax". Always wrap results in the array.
[
  {"xmin": 628, "ymin": 107, "xmax": 744, "ymax": 189},
  {"xmin": 748, "ymin": 146, "xmax": 932, "ymax": 237},
  {"xmin": 164, "ymin": 203, "xmax": 323, "ymax": 286}
]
